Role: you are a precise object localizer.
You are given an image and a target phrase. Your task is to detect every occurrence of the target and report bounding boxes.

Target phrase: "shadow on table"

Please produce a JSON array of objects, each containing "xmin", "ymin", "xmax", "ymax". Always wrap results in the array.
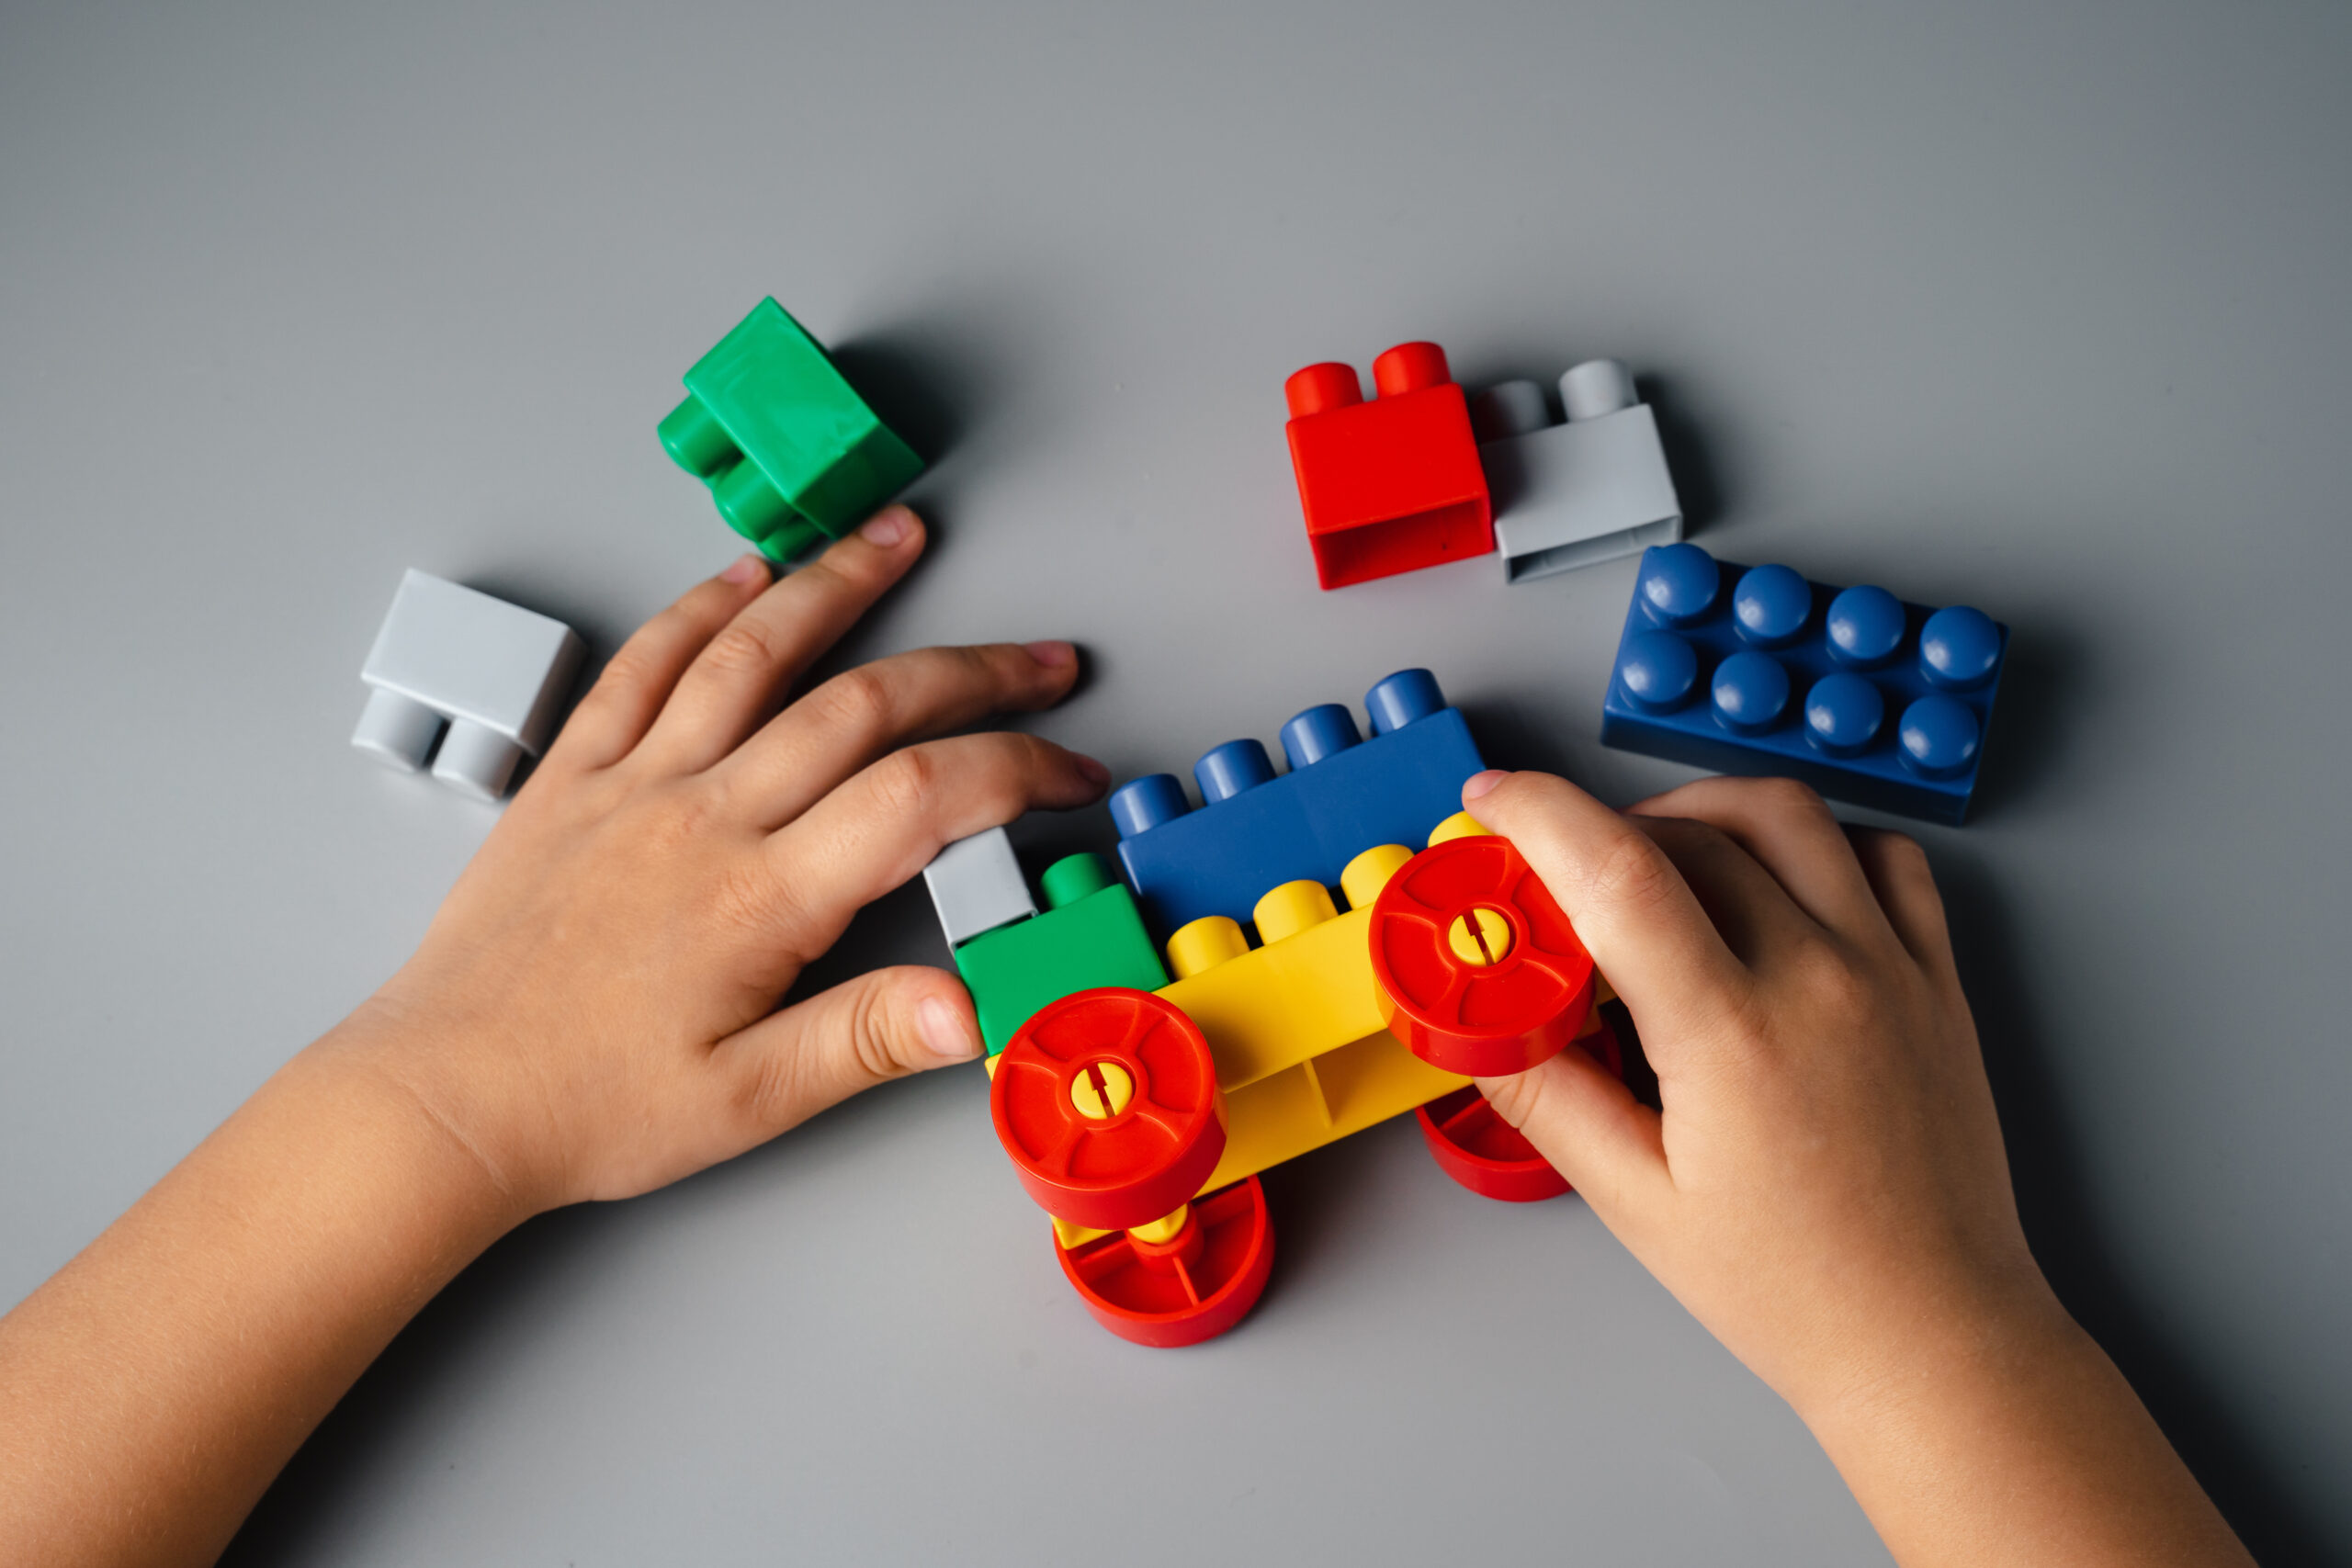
[{"xmin": 1939, "ymin": 858, "xmax": 2330, "ymax": 1565}]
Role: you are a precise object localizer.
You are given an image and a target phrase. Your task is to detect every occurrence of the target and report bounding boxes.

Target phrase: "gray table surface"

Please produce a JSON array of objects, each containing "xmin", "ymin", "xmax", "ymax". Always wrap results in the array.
[{"xmin": 5, "ymin": 2, "xmax": 2347, "ymax": 1562}]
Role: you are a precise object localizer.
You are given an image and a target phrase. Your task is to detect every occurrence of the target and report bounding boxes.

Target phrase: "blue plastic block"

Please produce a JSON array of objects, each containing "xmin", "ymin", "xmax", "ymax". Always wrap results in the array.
[
  {"xmin": 1107, "ymin": 669, "xmax": 1487, "ymax": 938},
  {"xmin": 1599, "ymin": 544, "xmax": 2007, "ymax": 827}
]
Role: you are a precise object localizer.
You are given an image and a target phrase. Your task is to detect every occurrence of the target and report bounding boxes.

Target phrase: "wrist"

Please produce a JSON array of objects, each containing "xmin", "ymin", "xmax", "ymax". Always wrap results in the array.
[
  {"xmin": 1780, "ymin": 1265, "xmax": 2250, "ymax": 1565},
  {"xmin": 305, "ymin": 997, "xmax": 554, "ymax": 1234},
  {"xmin": 1791, "ymin": 1264, "xmax": 2085, "ymax": 1466},
  {"xmin": 1769, "ymin": 1259, "xmax": 2069, "ymax": 1438}
]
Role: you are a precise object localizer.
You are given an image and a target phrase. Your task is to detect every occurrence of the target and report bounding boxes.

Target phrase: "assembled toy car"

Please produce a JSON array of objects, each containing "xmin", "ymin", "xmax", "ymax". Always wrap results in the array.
[{"xmin": 924, "ymin": 671, "xmax": 1625, "ymax": 1345}]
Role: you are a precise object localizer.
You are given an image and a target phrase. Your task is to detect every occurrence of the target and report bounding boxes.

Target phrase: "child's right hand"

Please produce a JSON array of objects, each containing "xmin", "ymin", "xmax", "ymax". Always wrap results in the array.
[
  {"xmin": 1464, "ymin": 769, "xmax": 2252, "ymax": 1566},
  {"xmin": 1464, "ymin": 768, "xmax": 2034, "ymax": 1416}
]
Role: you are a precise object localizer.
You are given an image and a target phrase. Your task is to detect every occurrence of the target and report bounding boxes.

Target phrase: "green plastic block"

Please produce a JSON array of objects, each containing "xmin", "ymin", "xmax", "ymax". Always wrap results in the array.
[
  {"xmin": 658, "ymin": 298, "xmax": 923, "ymax": 562},
  {"xmin": 954, "ymin": 853, "xmax": 1170, "ymax": 1055}
]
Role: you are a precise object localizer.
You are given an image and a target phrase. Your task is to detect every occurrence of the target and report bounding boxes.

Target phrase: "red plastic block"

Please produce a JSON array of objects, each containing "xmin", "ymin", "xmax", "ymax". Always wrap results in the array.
[
  {"xmin": 1057, "ymin": 1177, "xmax": 1274, "ymax": 1347},
  {"xmin": 1416, "ymin": 1021, "xmax": 1624, "ymax": 1201},
  {"xmin": 989, "ymin": 988, "xmax": 1228, "ymax": 1233},
  {"xmin": 1283, "ymin": 342, "xmax": 1493, "ymax": 589},
  {"xmin": 1368, "ymin": 833, "xmax": 1597, "ymax": 1077}
]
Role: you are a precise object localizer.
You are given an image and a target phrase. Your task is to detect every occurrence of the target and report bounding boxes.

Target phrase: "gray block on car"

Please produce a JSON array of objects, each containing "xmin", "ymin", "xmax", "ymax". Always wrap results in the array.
[{"xmin": 922, "ymin": 827, "xmax": 1038, "ymax": 948}]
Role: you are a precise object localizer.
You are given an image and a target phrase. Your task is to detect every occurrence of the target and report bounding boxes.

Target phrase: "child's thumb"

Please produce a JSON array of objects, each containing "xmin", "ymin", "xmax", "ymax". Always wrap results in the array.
[{"xmin": 712, "ymin": 966, "xmax": 985, "ymax": 1136}]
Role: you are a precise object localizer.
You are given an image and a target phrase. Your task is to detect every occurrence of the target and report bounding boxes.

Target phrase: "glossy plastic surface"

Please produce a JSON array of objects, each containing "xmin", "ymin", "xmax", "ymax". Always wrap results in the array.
[
  {"xmin": 922, "ymin": 827, "xmax": 1037, "ymax": 947},
  {"xmin": 1826, "ymin": 584, "xmax": 1906, "ymax": 666},
  {"xmin": 1804, "ymin": 671, "xmax": 1886, "ymax": 755},
  {"xmin": 1152, "ymin": 844, "xmax": 1407, "ymax": 1092},
  {"xmin": 1898, "ymin": 694, "xmax": 1982, "ymax": 775},
  {"xmin": 354, "ymin": 570, "xmax": 584, "ymax": 800},
  {"xmin": 1637, "ymin": 540, "xmax": 1721, "ymax": 626},
  {"xmin": 952, "ymin": 862, "xmax": 1170, "ymax": 1055},
  {"xmin": 990, "ymin": 988, "xmax": 1227, "ymax": 1233},
  {"xmin": 1474, "ymin": 358, "xmax": 1683, "ymax": 581},
  {"xmin": 1056, "ymin": 1177, "xmax": 1275, "ymax": 1347},
  {"xmin": 1600, "ymin": 545, "xmax": 2008, "ymax": 826},
  {"xmin": 1283, "ymin": 341, "xmax": 1493, "ymax": 588},
  {"xmin": 1195, "ymin": 739, "xmax": 1276, "ymax": 804},
  {"xmin": 1712, "ymin": 649, "xmax": 1792, "ymax": 734},
  {"xmin": 1279, "ymin": 703, "xmax": 1360, "ymax": 767},
  {"xmin": 1616, "ymin": 629, "xmax": 1700, "ymax": 712},
  {"xmin": 1367, "ymin": 834, "xmax": 1597, "ymax": 1077},
  {"xmin": 1732, "ymin": 563, "xmax": 1812, "ymax": 646},
  {"xmin": 1109, "ymin": 671, "xmax": 1486, "ymax": 939},
  {"xmin": 659, "ymin": 298, "xmax": 922, "ymax": 561}
]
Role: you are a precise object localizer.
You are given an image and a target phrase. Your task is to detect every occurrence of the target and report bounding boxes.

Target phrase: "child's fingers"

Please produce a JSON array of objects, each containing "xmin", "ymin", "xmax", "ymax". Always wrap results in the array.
[
  {"xmin": 634, "ymin": 507, "xmax": 928, "ymax": 775},
  {"xmin": 544, "ymin": 555, "xmax": 771, "ymax": 771},
  {"xmin": 708, "ymin": 965, "xmax": 982, "ymax": 1141},
  {"xmin": 755, "ymin": 731, "xmax": 1109, "ymax": 959},
  {"xmin": 1628, "ymin": 776, "xmax": 1894, "ymax": 947},
  {"xmin": 1477, "ymin": 1041, "xmax": 1672, "ymax": 1230},
  {"xmin": 1848, "ymin": 828, "xmax": 1959, "ymax": 979},
  {"xmin": 1633, "ymin": 815, "xmax": 1817, "ymax": 969},
  {"xmin": 714, "ymin": 641, "xmax": 1081, "ymax": 830},
  {"xmin": 1465, "ymin": 771, "xmax": 1749, "ymax": 1045}
]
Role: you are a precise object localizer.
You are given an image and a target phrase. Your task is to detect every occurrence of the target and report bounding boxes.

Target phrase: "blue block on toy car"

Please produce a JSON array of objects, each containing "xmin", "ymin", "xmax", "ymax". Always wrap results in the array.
[
  {"xmin": 1599, "ymin": 544, "xmax": 2006, "ymax": 826},
  {"xmin": 1107, "ymin": 669, "xmax": 1487, "ymax": 939}
]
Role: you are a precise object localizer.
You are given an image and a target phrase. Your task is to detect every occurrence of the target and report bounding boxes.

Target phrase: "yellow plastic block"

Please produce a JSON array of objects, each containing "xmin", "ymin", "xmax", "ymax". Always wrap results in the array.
[
  {"xmin": 1052, "ymin": 1214, "xmax": 1109, "ymax": 1250},
  {"xmin": 1427, "ymin": 810, "xmax": 1490, "ymax": 845},
  {"xmin": 1157, "ymin": 909, "xmax": 1381, "ymax": 1090},
  {"xmin": 1166, "ymin": 915, "xmax": 1249, "ymax": 979},
  {"xmin": 1153, "ymin": 842, "xmax": 1413, "ymax": 1093},
  {"xmin": 1200, "ymin": 1030, "xmax": 1469, "ymax": 1190},
  {"xmin": 1014, "ymin": 814, "xmax": 1617, "ymax": 1238}
]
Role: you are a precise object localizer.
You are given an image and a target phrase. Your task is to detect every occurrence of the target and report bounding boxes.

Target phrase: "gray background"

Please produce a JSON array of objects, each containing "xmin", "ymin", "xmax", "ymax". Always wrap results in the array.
[{"xmin": 3, "ymin": 1, "xmax": 2346, "ymax": 1562}]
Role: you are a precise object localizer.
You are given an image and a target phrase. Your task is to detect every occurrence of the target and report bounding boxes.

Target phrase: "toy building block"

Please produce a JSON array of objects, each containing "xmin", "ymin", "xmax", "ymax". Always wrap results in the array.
[
  {"xmin": 1066, "ymin": 812, "xmax": 1621, "ymax": 1225},
  {"xmin": 992, "ymin": 987, "xmax": 1228, "ymax": 1233},
  {"xmin": 1056, "ymin": 1176, "xmax": 1274, "ymax": 1348},
  {"xmin": 1471, "ymin": 358, "xmax": 1683, "ymax": 581},
  {"xmin": 993, "ymin": 988, "xmax": 1273, "ymax": 1347},
  {"xmin": 1367, "ymin": 828, "xmax": 1597, "ymax": 1077},
  {"xmin": 1283, "ymin": 342, "xmax": 1492, "ymax": 588},
  {"xmin": 1156, "ymin": 843, "xmax": 1412, "ymax": 1091},
  {"xmin": 352, "ymin": 570, "xmax": 583, "ymax": 801},
  {"xmin": 951, "ymin": 852, "xmax": 1170, "ymax": 1055},
  {"xmin": 978, "ymin": 705, "xmax": 1636, "ymax": 1344},
  {"xmin": 658, "ymin": 298, "xmax": 922, "ymax": 563},
  {"xmin": 1416, "ymin": 1019, "xmax": 1623, "ymax": 1202},
  {"xmin": 1107, "ymin": 669, "xmax": 1486, "ymax": 939},
  {"xmin": 1600, "ymin": 543, "xmax": 2007, "ymax": 826},
  {"xmin": 922, "ymin": 828, "xmax": 1036, "ymax": 948}
]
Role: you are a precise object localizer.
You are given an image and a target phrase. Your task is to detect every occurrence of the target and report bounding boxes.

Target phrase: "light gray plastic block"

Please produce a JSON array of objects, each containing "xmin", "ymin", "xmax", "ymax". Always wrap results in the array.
[
  {"xmin": 353, "ymin": 570, "xmax": 585, "ymax": 800},
  {"xmin": 1473, "ymin": 358, "xmax": 1683, "ymax": 582},
  {"xmin": 922, "ymin": 828, "xmax": 1037, "ymax": 948}
]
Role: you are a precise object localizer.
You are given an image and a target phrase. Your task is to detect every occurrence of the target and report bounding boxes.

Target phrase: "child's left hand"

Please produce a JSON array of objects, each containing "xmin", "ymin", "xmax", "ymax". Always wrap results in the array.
[
  {"xmin": 0, "ymin": 504, "xmax": 1109, "ymax": 1567},
  {"xmin": 337, "ymin": 504, "xmax": 1105, "ymax": 1213}
]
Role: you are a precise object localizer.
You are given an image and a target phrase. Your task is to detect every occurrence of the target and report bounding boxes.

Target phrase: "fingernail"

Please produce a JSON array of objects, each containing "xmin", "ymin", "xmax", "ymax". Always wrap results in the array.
[
  {"xmin": 918, "ymin": 996, "xmax": 981, "ymax": 1064},
  {"xmin": 1076, "ymin": 754, "xmax": 1111, "ymax": 786},
  {"xmin": 721, "ymin": 553, "xmax": 769, "ymax": 585},
  {"xmin": 859, "ymin": 506, "xmax": 913, "ymax": 547},
  {"xmin": 1464, "ymin": 769, "xmax": 1510, "ymax": 801},
  {"xmin": 1025, "ymin": 639, "xmax": 1077, "ymax": 669}
]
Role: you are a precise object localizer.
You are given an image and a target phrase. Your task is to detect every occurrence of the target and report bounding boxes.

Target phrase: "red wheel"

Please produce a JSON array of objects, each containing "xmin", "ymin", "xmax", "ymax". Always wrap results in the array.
[
  {"xmin": 1057, "ymin": 1178, "xmax": 1275, "ymax": 1347},
  {"xmin": 1368, "ymin": 834, "xmax": 1596, "ymax": 1076},
  {"xmin": 1416, "ymin": 1021, "xmax": 1624, "ymax": 1201},
  {"xmin": 989, "ymin": 987, "xmax": 1227, "ymax": 1233}
]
